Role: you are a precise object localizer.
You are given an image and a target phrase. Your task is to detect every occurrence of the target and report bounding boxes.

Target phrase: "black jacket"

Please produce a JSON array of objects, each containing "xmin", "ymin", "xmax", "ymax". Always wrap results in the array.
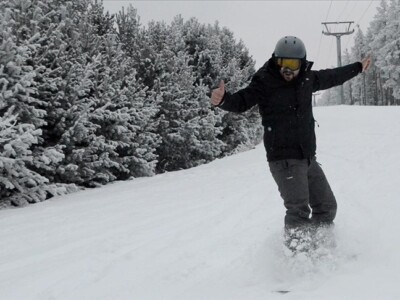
[{"xmin": 219, "ymin": 57, "xmax": 362, "ymax": 161}]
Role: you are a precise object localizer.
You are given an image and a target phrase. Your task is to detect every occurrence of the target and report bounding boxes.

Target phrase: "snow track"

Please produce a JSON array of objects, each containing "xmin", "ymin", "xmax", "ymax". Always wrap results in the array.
[{"xmin": 1, "ymin": 106, "xmax": 400, "ymax": 299}]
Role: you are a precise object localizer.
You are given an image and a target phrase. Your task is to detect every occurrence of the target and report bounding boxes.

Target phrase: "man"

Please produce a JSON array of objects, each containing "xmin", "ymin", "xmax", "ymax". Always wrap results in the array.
[{"xmin": 211, "ymin": 36, "xmax": 371, "ymax": 246}]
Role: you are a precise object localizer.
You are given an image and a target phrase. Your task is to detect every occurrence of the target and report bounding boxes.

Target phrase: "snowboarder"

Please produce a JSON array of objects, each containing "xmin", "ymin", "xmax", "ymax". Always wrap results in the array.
[{"xmin": 211, "ymin": 36, "xmax": 371, "ymax": 246}]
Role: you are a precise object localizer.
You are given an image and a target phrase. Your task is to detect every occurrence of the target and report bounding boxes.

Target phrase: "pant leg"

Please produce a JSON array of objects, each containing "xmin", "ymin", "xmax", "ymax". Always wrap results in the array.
[
  {"xmin": 269, "ymin": 159, "xmax": 311, "ymax": 228},
  {"xmin": 308, "ymin": 158, "xmax": 337, "ymax": 225}
]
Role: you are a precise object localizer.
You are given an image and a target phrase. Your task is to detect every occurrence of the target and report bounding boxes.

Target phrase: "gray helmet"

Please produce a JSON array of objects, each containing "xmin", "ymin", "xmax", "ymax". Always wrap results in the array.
[{"xmin": 274, "ymin": 36, "xmax": 306, "ymax": 59}]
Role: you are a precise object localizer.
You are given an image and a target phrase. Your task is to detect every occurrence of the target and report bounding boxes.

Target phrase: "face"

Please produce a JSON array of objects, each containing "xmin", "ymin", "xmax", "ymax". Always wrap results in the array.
[{"xmin": 276, "ymin": 58, "xmax": 301, "ymax": 81}]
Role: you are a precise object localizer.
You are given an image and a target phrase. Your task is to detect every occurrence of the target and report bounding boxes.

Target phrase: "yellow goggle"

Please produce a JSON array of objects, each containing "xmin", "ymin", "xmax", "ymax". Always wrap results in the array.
[{"xmin": 276, "ymin": 58, "xmax": 301, "ymax": 71}]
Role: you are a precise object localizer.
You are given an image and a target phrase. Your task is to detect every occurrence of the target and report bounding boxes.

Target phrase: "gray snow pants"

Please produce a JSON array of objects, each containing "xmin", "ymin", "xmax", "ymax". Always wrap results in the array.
[{"xmin": 268, "ymin": 157, "xmax": 337, "ymax": 228}]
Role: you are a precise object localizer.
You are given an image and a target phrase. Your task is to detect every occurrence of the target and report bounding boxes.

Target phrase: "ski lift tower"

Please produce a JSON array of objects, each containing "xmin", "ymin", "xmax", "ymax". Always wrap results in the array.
[{"xmin": 322, "ymin": 21, "xmax": 355, "ymax": 105}]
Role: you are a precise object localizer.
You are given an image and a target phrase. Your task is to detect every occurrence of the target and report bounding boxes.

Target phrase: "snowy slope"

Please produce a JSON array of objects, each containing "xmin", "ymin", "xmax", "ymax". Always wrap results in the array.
[{"xmin": 1, "ymin": 106, "xmax": 400, "ymax": 300}]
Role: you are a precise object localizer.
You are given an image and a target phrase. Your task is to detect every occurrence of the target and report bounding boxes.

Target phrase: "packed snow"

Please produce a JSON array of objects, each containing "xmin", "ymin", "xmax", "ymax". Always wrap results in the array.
[{"xmin": 1, "ymin": 106, "xmax": 399, "ymax": 300}]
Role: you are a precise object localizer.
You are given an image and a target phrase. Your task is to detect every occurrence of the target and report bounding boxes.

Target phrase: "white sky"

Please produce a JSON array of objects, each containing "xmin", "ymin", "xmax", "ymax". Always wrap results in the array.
[{"xmin": 103, "ymin": 0, "xmax": 380, "ymax": 70}]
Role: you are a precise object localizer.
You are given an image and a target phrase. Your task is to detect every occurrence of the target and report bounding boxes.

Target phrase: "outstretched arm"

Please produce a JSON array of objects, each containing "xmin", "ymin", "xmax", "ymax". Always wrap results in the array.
[
  {"xmin": 210, "ymin": 68, "xmax": 266, "ymax": 113},
  {"xmin": 313, "ymin": 55, "xmax": 372, "ymax": 92}
]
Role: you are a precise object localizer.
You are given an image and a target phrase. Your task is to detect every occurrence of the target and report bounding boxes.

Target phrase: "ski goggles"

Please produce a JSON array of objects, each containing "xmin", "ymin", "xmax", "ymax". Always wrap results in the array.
[{"xmin": 276, "ymin": 58, "xmax": 301, "ymax": 71}]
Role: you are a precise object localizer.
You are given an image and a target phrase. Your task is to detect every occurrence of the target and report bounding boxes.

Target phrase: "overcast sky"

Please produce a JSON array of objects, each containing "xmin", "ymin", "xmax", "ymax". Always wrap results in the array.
[{"xmin": 103, "ymin": 0, "xmax": 380, "ymax": 70}]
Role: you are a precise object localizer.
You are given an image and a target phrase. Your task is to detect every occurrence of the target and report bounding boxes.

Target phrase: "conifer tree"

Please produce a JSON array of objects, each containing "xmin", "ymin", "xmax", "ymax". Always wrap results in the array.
[
  {"xmin": 153, "ymin": 17, "xmax": 224, "ymax": 171},
  {"xmin": 0, "ymin": 0, "xmax": 263, "ymax": 206},
  {"xmin": 369, "ymin": 0, "xmax": 390, "ymax": 105},
  {"xmin": 0, "ymin": 0, "xmax": 74, "ymax": 205},
  {"xmin": 344, "ymin": 0, "xmax": 399, "ymax": 106},
  {"xmin": 350, "ymin": 28, "xmax": 368, "ymax": 105},
  {"xmin": 378, "ymin": 0, "xmax": 400, "ymax": 103},
  {"xmin": 342, "ymin": 49, "xmax": 354, "ymax": 105}
]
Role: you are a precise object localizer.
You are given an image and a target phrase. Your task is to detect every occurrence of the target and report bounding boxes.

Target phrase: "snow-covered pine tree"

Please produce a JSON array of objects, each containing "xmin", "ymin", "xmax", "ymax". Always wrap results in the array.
[
  {"xmin": 183, "ymin": 19, "xmax": 222, "ymax": 87},
  {"xmin": 53, "ymin": 2, "xmax": 125, "ymax": 186},
  {"xmin": 378, "ymin": 0, "xmax": 400, "ymax": 104},
  {"xmin": 350, "ymin": 28, "xmax": 368, "ymax": 105},
  {"xmin": 53, "ymin": 2, "xmax": 159, "ymax": 186},
  {"xmin": 0, "ymin": 0, "xmax": 265, "ymax": 206},
  {"xmin": 18, "ymin": 0, "xmax": 81, "ymax": 186},
  {"xmin": 178, "ymin": 19, "xmax": 262, "ymax": 156},
  {"xmin": 153, "ymin": 16, "xmax": 225, "ymax": 171},
  {"xmin": 346, "ymin": 0, "xmax": 400, "ymax": 106},
  {"xmin": 0, "ymin": 106, "xmax": 70, "ymax": 207},
  {"xmin": 116, "ymin": 4, "xmax": 163, "ymax": 92},
  {"xmin": 6, "ymin": 0, "xmax": 102, "ymax": 188},
  {"xmin": 362, "ymin": 29, "xmax": 380, "ymax": 105},
  {"xmin": 117, "ymin": 64, "xmax": 160, "ymax": 178},
  {"xmin": 88, "ymin": 0, "xmax": 115, "ymax": 37},
  {"xmin": 115, "ymin": 5, "xmax": 161, "ymax": 177},
  {"xmin": 115, "ymin": 5, "xmax": 141, "ymax": 66},
  {"xmin": 360, "ymin": 30, "xmax": 378, "ymax": 105},
  {"xmin": 182, "ymin": 19, "xmax": 227, "ymax": 152},
  {"xmin": 342, "ymin": 49, "xmax": 354, "ymax": 105},
  {"xmin": 0, "ymin": 1, "xmax": 46, "ymax": 129},
  {"xmin": 369, "ymin": 0, "xmax": 390, "ymax": 105},
  {"xmin": 0, "ymin": 0, "xmax": 73, "ymax": 206}
]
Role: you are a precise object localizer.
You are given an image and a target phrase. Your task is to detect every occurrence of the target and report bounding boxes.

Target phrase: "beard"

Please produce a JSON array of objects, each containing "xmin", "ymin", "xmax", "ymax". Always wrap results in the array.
[{"xmin": 280, "ymin": 68, "xmax": 300, "ymax": 81}]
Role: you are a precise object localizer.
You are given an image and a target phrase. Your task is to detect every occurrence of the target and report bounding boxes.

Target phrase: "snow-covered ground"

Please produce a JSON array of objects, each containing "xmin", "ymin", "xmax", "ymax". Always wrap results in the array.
[{"xmin": 1, "ymin": 106, "xmax": 400, "ymax": 300}]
